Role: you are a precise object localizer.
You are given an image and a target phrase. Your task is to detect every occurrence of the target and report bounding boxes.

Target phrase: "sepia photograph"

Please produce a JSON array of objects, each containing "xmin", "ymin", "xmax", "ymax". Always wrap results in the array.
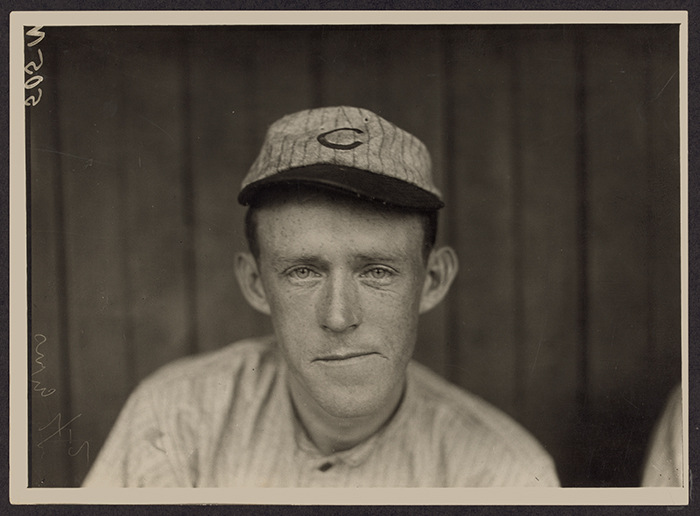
[{"xmin": 10, "ymin": 10, "xmax": 688, "ymax": 505}]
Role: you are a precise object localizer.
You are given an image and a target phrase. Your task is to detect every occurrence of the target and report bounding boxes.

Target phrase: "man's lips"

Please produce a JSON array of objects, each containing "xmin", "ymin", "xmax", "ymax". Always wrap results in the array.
[{"xmin": 313, "ymin": 351, "xmax": 381, "ymax": 362}]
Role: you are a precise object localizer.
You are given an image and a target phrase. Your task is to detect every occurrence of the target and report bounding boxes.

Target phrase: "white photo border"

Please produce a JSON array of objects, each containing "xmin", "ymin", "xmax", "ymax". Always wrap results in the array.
[{"xmin": 9, "ymin": 9, "xmax": 689, "ymax": 506}]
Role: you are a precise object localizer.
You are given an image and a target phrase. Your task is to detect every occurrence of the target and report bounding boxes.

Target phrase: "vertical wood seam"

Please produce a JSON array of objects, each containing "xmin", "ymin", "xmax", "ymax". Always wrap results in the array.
[
  {"xmin": 441, "ymin": 29, "xmax": 460, "ymax": 385},
  {"xmin": 643, "ymin": 34, "xmax": 657, "ymax": 388},
  {"xmin": 116, "ymin": 51, "xmax": 137, "ymax": 392},
  {"xmin": 509, "ymin": 32, "xmax": 526, "ymax": 419},
  {"xmin": 574, "ymin": 29, "xmax": 591, "ymax": 424},
  {"xmin": 180, "ymin": 31, "xmax": 199, "ymax": 357},
  {"xmin": 311, "ymin": 28, "xmax": 324, "ymax": 108}
]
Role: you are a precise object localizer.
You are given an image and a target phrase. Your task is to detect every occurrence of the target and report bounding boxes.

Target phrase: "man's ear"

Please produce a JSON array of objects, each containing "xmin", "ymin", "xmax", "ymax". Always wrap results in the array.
[
  {"xmin": 419, "ymin": 246, "xmax": 459, "ymax": 314},
  {"xmin": 234, "ymin": 252, "xmax": 271, "ymax": 316}
]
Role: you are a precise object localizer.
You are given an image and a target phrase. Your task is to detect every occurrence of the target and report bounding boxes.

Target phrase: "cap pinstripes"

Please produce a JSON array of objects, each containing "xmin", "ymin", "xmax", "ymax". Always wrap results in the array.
[{"xmin": 238, "ymin": 106, "xmax": 443, "ymax": 210}]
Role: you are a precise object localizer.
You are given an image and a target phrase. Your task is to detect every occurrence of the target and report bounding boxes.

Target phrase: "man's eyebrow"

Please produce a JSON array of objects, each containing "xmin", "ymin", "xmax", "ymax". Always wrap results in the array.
[
  {"xmin": 267, "ymin": 252, "xmax": 410, "ymax": 267},
  {"xmin": 268, "ymin": 254, "xmax": 324, "ymax": 267},
  {"xmin": 352, "ymin": 252, "xmax": 410, "ymax": 264}
]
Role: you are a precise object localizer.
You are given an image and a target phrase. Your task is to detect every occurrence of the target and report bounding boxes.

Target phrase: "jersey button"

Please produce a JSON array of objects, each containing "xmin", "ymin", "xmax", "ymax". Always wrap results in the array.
[{"xmin": 318, "ymin": 461, "xmax": 333, "ymax": 472}]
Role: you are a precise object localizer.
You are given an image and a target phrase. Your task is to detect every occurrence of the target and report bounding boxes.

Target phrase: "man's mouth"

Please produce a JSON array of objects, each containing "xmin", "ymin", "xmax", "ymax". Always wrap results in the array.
[{"xmin": 314, "ymin": 351, "xmax": 380, "ymax": 362}]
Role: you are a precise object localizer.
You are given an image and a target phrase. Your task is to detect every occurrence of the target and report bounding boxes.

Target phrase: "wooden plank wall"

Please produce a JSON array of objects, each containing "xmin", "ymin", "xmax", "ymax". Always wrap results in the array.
[{"xmin": 28, "ymin": 25, "xmax": 681, "ymax": 487}]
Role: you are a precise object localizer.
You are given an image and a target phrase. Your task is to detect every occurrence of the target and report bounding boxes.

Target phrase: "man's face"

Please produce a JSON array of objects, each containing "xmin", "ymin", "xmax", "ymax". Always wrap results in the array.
[{"xmin": 254, "ymin": 196, "xmax": 428, "ymax": 420}]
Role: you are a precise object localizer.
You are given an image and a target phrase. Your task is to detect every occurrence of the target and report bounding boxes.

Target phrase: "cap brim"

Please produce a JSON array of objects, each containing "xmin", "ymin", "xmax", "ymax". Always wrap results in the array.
[{"xmin": 238, "ymin": 165, "xmax": 444, "ymax": 210}]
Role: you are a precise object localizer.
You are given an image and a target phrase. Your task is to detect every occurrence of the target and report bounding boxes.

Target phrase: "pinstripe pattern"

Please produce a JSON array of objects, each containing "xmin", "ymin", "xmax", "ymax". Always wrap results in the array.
[
  {"xmin": 242, "ymin": 107, "xmax": 442, "ymax": 199},
  {"xmin": 83, "ymin": 338, "xmax": 559, "ymax": 487}
]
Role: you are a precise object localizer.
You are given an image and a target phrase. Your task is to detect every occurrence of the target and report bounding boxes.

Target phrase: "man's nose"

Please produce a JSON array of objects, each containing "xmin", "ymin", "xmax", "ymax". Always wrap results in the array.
[{"xmin": 317, "ymin": 271, "xmax": 360, "ymax": 333}]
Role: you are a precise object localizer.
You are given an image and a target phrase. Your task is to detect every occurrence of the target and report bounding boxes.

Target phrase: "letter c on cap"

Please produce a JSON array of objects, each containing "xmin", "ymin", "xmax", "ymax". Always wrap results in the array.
[{"xmin": 317, "ymin": 128, "xmax": 364, "ymax": 150}]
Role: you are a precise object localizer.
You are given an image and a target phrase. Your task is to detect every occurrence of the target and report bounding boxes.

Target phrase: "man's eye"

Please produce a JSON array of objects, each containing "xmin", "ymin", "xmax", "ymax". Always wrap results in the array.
[
  {"xmin": 289, "ymin": 267, "xmax": 316, "ymax": 280},
  {"xmin": 365, "ymin": 267, "xmax": 393, "ymax": 280}
]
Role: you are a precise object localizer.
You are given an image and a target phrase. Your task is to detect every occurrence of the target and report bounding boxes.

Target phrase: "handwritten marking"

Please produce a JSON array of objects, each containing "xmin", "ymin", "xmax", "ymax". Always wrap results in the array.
[
  {"xmin": 31, "ymin": 334, "xmax": 55, "ymax": 397},
  {"xmin": 24, "ymin": 26, "xmax": 44, "ymax": 106},
  {"xmin": 68, "ymin": 429, "xmax": 90, "ymax": 463},
  {"xmin": 37, "ymin": 414, "xmax": 90, "ymax": 464},
  {"xmin": 25, "ymin": 26, "xmax": 45, "ymax": 47},
  {"xmin": 32, "ymin": 333, "xmax": 90, "ymax": 466},
  {"xmin": 24, "ymin": 48, "xmax": 43, "ymax": 74},
  {"xmin": 68, "ymin": 441, "xmax": 90, "ymax": 461},
  {"xmin": 37, "ymin": 413, "xmax": 82, "ymax": 448}
]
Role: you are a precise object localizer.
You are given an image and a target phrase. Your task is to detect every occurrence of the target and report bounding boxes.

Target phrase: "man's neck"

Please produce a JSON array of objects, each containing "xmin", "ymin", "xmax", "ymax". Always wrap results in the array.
[{"xmin": 287, "ymin": 375, "xmax": 404, "ymax": 456}]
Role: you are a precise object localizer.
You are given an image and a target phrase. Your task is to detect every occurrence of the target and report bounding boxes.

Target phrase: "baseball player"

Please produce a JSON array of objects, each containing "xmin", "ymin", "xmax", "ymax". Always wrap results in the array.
[{"xmin": 84, "ymin": 106, "xmax": 559, "ymax": 487}]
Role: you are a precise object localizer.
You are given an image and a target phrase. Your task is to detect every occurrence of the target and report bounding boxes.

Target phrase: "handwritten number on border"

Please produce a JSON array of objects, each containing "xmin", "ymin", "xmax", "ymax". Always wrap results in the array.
[{"xmin": 24, "ymin": 26, "xmax": 44, "ymax": 106}]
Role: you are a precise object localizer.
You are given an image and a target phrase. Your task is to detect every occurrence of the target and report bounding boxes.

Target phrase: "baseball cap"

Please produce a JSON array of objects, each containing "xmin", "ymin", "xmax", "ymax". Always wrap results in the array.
[{"xmin": 238, "ymin": 106, "xmax": 444, "ymax": 210}]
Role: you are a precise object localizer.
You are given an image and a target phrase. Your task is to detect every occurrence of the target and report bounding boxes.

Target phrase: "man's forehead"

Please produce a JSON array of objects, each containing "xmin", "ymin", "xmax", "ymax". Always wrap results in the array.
[
  {"xmin": 254, "ymin": 196, "xmax": 425, "ymax": 255},
  {"xmin": 254, "ymin": 193, "xmax": 424, "ymax": 229}
]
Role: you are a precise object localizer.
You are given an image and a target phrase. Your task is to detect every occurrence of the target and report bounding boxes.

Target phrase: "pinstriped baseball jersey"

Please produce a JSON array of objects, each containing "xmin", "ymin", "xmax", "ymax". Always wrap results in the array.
[{"xmin": 83, "ymin": 337, "xmax": 559, "ymax": 487}]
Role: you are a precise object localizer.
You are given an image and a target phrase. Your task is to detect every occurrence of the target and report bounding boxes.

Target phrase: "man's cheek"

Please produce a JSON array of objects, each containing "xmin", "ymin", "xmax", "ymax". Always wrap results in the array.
[{"xmin": 364, "ymin": 292, "xmax": 415, "ymax": 324}]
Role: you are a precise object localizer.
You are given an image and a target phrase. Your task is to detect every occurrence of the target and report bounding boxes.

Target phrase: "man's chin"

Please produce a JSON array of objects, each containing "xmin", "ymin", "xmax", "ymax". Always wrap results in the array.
[
  {"xmin": 308, "ymin": 380, "xmax": 402, "ymax": 421},
  {"xmin": 288, "ymin": 362, "xmax": 405, "ymax": 421},
  {"xmin": 316, "ymin": 396, "xmax": 387, "ymax": 420}
]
